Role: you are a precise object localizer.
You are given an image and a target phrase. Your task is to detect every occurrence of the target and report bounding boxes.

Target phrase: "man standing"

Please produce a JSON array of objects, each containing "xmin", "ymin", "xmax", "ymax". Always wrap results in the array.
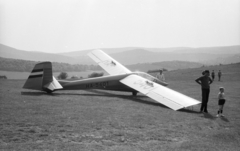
[
  {"xmin": 156, "ymin": 69, "xmax": 165, "ymax": 82},
  {"xmin": 195, "ymin": 70, "xmax": 213, "ymax": 113},
  {"xmin": 211, "ymin": 70, "xmax": 215, "ymax": 81},
  {"xmin": 218, "ymin": 70, "xmax": 222, "ymax": 81}
]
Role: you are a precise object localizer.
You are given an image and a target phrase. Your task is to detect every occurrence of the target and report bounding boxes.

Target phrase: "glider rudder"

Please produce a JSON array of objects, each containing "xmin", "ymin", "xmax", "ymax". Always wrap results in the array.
[{"xmin": 23, "ymin": 62, "xmax": 62, "ymax": 93}]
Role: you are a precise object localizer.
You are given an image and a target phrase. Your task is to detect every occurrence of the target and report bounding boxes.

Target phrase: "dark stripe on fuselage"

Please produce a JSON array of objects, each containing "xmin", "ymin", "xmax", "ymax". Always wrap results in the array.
[
  {"xmin": 29, "ymin": 74, "xmax": 43, "ymax": 78},
  {"xmin": 32, "ymin": 69, "xmax": 44, "ymax": 73}
]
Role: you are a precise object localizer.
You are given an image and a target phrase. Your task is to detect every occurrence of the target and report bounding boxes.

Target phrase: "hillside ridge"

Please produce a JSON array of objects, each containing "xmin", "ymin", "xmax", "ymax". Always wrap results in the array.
[{"xmin": 1, "ymin": 43, "xmax": 239, "ymax": 65}]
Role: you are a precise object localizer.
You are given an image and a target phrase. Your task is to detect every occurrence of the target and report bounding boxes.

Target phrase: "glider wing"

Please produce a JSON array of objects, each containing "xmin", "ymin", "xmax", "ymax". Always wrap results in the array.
[
  {"xmin": 88, "ymin": 49, "xmax": 131, "ymax": 75},
  {"xmin": 120, "ymin": 75, "xmax": 200, "ymax": 110}
]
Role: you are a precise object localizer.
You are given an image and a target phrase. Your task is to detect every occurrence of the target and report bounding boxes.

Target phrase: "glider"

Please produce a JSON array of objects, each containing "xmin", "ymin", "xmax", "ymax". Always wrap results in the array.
[{"xmin": 23, "ymin": 49, "xmax": 200, "ymax": 110}]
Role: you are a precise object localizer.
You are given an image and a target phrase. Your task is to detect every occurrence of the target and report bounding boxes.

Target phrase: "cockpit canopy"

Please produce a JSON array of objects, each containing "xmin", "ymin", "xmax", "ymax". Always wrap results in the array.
[
  {"xmin": 133, "ymin": 72, "xmax": 168, "ymax": 86},
  {"xmin": 134, "ymin": 72, "xmax": 156, "ymax": 81}
]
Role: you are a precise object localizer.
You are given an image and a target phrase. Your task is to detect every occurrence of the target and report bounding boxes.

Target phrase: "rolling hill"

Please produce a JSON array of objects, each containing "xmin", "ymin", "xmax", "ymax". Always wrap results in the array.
[
  {"xmin": 58, "ymin": 45, "xmax": 240, "ymax": 65},
  {"xmin": 0, "ymin": 44, "xmax": 239, "ymax": 65},
  {"xmin": 0, "ymin": 56, "xmax": 202, "ymax": 73},
  {"xmin": 72, "ymin": 48, "xmax": 240, "ymax": 65},
  {"xmin": 127, "ymin": 61, "xmax": 203, "ymax": 72},
  {"xmin": 0, "ymin": 57, "xmax": 101, "ymax": 72},
  {"xmin": 172, "ymin": 45, "xmax": 240, "ymax": 54},
  {"xmin": 0, "ymin": 44, "xmax": 78, "ymax": 64},
  {"xmin": 58, "ymin": 47, "xmax": 136, "ymax": 57}
]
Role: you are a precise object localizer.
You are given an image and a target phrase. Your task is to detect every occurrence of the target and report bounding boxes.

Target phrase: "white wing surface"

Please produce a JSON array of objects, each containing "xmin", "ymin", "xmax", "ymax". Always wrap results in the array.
[
  {"xmin": 88, "ymin": 49, "xmax": 131, "ymax": 75},
  {"xmin": 120, "ymin": 75, "xmax": 200, "ymax": 110}
]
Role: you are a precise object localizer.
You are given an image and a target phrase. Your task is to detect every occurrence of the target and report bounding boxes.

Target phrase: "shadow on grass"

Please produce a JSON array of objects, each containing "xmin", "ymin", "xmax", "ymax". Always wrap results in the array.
[
  {"xmin": 66, "ymin": 90, "xmax": 201, "ymax": 114},
  {"xmin": 178, "ymin": 108, "xmax": 200, "ymax": 114},
  {"xmin": 83, "ymin": 90, "xmax": 170, "ymax": 109},
  {"xmin": 21, "ymin": 89, "xmax": 200, "ymax": 114},
  {"xmin": 202, "ymin": 113, "xmax": 216, "ymax": 120},
  {"xmin": 201, "ymin": 113, "xmax": 230, "ymax": 122},
  {"xmin": 21, "ymin": 90, "xmax": 170, "ymax": 109},
  {"xmin": 220, "ymin": 116, "xmax": 230, "ymax": 122},
  {"xmin": 21, "ymin": 91, "xmax": 48, "ymax": 96}
]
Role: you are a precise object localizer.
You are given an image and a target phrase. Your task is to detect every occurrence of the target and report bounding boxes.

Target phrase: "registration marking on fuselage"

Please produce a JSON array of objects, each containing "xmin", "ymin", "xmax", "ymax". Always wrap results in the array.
[{"xmin": 86, "ymin": 81, "xmax": 109, "ymax": 88}]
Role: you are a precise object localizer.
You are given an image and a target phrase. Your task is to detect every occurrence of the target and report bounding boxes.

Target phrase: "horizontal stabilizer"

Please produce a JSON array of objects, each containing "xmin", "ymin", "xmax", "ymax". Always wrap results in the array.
[{"xmin": 43, "ymin": 76, "xmax": 63, "ymax": 91}]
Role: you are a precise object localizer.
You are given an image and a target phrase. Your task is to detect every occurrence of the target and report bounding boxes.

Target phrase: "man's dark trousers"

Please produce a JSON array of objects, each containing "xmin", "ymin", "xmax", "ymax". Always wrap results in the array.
[{"xmin": 201, "ymin": 88, "xmax": 210, "ymax": 112}]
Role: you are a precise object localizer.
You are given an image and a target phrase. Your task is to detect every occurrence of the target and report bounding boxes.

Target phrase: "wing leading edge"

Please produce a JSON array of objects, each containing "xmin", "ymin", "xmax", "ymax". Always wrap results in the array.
[
  {"xmin": 88, "ymin": 49, "xmax": 131, "ymax": 75},
  {"xmin": 120, "ymin": 75, "xmax": 200, "ymax": 110}
]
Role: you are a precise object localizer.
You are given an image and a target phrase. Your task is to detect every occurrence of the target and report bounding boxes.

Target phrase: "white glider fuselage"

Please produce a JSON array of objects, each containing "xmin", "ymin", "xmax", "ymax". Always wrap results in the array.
[
  {"xmin": 57, "ymin": 72, "xmax": 167, "ymax": 93},
  {"xmin": 58, "ymin": 73, "xmax": 131, "ymax": 91}
]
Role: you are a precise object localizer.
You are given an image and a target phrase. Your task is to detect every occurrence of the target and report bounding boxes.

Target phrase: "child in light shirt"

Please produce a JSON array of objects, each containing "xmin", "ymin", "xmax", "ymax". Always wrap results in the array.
[{"xmin": 216, "ymin": 87, "xmax": 226, "ymax": 117}]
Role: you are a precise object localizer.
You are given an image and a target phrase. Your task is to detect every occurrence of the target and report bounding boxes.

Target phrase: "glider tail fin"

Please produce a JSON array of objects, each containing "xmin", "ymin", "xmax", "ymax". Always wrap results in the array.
[{"xmin": 23, "ymin": 62, "xmax": 62, "ymax": 93}]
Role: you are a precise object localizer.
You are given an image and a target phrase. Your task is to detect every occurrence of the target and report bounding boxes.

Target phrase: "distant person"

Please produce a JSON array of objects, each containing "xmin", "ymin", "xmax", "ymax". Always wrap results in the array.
[
  {"xmin": 211, "ymin": 70, "xmax": 215, "ymax": 81},
  {"xmin": 218, "ymin": 70, "xmax": 222, "ymax": 81},
  {"xmin": 156, "ymin": 69, "xmax": 165, "ymax": 82},
  {"xmin": 216, "ymin": 87, "xmax": 226, "ymax": 117},
  {"xmin": 195, "ymin": 70, "xmax": 213, "ymax": 113}
]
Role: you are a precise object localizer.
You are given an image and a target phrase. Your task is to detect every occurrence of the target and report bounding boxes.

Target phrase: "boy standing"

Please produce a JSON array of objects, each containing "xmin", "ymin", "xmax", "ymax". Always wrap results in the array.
[
  {"xmin": 195, "ymin": 70, "xmax": 213, "ymax": 113},
  {"xmin": 216, "ymin": 87, "xmax": 226, "ymax": 117}
]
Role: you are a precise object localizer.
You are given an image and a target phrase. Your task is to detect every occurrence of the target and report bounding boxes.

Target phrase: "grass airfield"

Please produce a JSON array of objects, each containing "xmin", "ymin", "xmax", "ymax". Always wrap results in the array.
[{"xmin": 0, "ymin": 63, "xmax": 240, "ymax": 150}]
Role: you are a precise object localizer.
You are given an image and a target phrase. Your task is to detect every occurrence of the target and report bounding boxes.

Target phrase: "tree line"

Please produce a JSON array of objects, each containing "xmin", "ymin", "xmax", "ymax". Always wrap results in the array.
[{"xmin": 0, "ymin": 57, "xmax": 101, "ymax": 72}]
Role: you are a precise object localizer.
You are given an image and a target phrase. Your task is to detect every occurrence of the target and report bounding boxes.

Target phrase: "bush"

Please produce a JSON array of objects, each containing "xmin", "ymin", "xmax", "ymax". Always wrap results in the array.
[
  {"xmin": 0, "ymin": 75, "xmax": 7, "ymax": 79},
  {"xmin": 88, "ymin": 72, "xmax": 104, "ymax": 78},
  {"xmin": 57, "ymin": 72, "xmax": 68, "ymax": 79},
  {"xmin": 70, "ymin": 75, "xmax": 79, "ymax": 79}
]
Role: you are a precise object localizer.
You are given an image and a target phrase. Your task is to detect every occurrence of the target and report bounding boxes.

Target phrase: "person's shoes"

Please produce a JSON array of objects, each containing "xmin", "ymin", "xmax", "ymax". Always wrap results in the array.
[
  {"xmin": 204, "ymin": 110, "xmax": 208, "ymax": 113},
  {"xmin": 220, "ymin": 114, "xmax": 224, "ymax": 117},
  {"xmin": 216, "ymin": 114, "xmax": 220, "ymax": 117}
]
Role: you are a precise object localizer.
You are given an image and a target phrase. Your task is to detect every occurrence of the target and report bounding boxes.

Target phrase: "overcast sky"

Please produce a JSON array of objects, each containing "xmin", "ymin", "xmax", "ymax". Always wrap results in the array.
[{"xmin": 0, "ymin": 0, "xmax": 239, "ymax": 53}]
